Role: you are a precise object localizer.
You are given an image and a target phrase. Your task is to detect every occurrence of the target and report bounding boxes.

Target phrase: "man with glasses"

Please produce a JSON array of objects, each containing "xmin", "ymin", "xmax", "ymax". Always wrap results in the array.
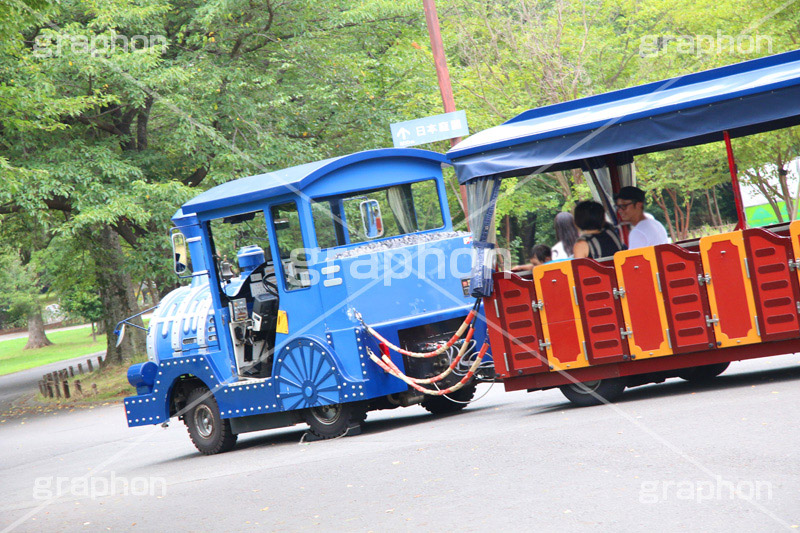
[{"xmin": 614, "ymin": 186, "xmax": 669, "ymax": 249}]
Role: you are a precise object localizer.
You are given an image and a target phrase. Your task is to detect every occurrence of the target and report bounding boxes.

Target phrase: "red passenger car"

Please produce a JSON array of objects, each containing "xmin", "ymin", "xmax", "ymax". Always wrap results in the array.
[{"xmin": 447, "ymin": 50, "xmax": 800, "ymax": 405}]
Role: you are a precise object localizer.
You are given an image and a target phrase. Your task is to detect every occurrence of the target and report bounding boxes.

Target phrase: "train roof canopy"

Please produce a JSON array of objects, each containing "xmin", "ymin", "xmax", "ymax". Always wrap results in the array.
[
  {"xmin": 448, "ymin": 49, "xmax": 800, "ymax": 183},
  {"xmin": 179, "ymin": 148, "xmax": 448, "ymax": 216}
]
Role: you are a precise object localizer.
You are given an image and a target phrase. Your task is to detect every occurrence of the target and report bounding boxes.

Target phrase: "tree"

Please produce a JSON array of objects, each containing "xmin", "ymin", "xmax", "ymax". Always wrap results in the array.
[
  {"xmin": 0, "ymin": 244, "xmax": 53, "ymax": 349},
  {"xmin": 735, "ymin": 128, "xmax": 800, "ymax": 223},
  {"xmin": 0, "ymin": 0, "xmax": 436, "ymax": 363}
]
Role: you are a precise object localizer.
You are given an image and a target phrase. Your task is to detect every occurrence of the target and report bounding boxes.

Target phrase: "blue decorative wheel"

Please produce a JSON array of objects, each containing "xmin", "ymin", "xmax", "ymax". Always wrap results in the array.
[{"xmin": 274, "ymin": 338, "xmax": 343, "ymax": 411}]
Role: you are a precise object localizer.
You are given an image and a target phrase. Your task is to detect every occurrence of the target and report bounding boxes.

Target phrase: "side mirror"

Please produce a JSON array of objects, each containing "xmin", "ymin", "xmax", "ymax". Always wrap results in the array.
[
  {"xmin": 171, "ymin": 230, "xmax": 191, "ymax": 275},
  {"xmin": 360, "ymin": 199, "xmax": 384, "ymax": 239},
  {"xmin": 115, "ymin": 323, "xmax": 126, "ymax": 347}
]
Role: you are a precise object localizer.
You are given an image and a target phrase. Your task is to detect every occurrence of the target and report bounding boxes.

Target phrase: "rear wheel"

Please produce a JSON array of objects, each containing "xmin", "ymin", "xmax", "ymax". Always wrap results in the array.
[
  {"xmin": 304, "ymin": 401, "xmax": 367, "ymax": 440},
  {"xmin": 678, "ymin": 362, "xmax": 730, "ymax": 382},
  {"xmin": 421, "ymin": 383, "xmax": 477, "ymax": 414},
  {"xmin": 184, "ymin": 388, "xmax": 238, "ymax": 455},
  {"xmin": 560, "ymin": 378, "xmax": 626, "ymax": 407}
]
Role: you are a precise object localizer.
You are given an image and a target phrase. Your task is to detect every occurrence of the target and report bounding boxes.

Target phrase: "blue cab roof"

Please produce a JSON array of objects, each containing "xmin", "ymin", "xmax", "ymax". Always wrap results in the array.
[
  {"xmin": 448, "ymin": 49, "xmax": 800, "ymax": 182},
  {"xmin": 179, "ymin": 148, "xmax": 448, "ymax": 216}
]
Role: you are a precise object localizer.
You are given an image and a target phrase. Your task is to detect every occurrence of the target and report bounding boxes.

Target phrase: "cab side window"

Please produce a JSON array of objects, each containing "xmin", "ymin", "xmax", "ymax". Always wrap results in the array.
[{"xmin": 271, "ymin": 202, "xmax": 310, "ymax": 291}]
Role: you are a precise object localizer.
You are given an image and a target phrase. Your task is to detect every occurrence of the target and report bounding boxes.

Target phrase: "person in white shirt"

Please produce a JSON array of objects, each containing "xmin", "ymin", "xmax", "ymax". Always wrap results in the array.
[
  {"xmin": 614, "ymin": 186, "xmax": 670, "ymax": 248},
  {"xmin": 550, "ymin": 211, "xmax": 578, "ymax": 260}
]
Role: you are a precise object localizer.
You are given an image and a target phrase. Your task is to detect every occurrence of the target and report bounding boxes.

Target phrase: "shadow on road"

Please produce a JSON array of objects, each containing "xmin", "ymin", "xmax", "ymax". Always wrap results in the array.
[
  {"xmin": 621, "ymin": 363, "xmax": 800, "ymax": 402},
  {"xmin": 524, "ymin": 362, "xmax": 800, "ymax": 415},
  {"xmin": 148, "ymin": 404, "xmax": 497, "ymax": 462}
]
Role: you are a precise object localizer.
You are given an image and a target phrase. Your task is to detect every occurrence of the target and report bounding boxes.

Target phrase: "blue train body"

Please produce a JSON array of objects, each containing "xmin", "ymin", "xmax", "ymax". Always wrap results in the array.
[{"xmin": 123, "ymin": 148, "xmax": 489, "ymax": 453}]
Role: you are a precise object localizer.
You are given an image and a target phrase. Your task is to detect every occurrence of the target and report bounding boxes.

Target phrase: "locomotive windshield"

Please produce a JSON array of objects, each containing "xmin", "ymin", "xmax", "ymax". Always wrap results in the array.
[
  {"xmin": 311, "ymin": 179, "xmax": 444, "ymax": 248},
  {"xmin": 209, "ymin": 210, "xmax": 272, "ymax": 273}
]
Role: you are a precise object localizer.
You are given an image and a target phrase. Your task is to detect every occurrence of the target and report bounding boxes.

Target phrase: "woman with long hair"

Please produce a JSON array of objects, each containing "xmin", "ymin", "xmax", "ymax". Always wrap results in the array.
[
  {"xmin": 551, "ymin": 211, "xmax": 578, "ymax": 260},
  {"xmin": 572, "ymin": 201, "xmax": 625, "ymax": 259}
]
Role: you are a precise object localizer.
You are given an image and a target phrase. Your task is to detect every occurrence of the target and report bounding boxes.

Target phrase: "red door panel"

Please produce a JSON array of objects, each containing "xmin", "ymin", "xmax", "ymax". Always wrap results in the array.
[
  {"xmin": 743, "ymin": 229, "xmax": 800, "ymax": 341},
  {"xmin": 537, "ymin": 267, "xmax": 585, "ymax": 368},
  {"xmin": 617, "ymin": 253, "xmax": 666, "ymax": 353},
  {"xmin": 572, "ymin": 258, "xmax": 628, "ymax": 364},
  {"xmin": 484, "ymin": 273, "xmax": 548, "ymax": 378},
  {"xmin": 703, "ymin": 238, "xmax": 755, "ymax": 340},
  {"xmin": 655, "ymin": 244, "xmax": 715, "ymax": 353}
]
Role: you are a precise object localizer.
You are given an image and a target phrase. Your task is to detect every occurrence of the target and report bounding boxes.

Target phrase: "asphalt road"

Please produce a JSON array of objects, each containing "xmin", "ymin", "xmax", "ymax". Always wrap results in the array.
[
  {"xmin": 2, "ymin": 354, "xmax": 799, "ymax": 532},
  {"xmin": 0, "ymin": 353, "xmax": 105, "ymax": 414}
]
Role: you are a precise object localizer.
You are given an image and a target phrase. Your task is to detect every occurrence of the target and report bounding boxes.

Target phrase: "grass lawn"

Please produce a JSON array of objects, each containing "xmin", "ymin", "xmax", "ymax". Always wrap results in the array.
[{"xmin": 0, "ymin": 326, "xmax": 106, "ymax": 376}]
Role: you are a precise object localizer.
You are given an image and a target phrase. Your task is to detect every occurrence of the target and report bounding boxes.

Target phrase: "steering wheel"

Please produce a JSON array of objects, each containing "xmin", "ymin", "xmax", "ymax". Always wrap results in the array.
[{"xmin": 262, "ymin": 270, "xmax": 279, "ymax": 297}]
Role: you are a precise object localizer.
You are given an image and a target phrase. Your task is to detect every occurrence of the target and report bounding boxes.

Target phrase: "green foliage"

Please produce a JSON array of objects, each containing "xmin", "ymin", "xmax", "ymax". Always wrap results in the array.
[
  {"xmin": 1, "ymin": 0, "xmax": 799, "ymax": 333},
  {"xmin": 0, "ymin": 326, "xmax": 106, "ymax": 375}
]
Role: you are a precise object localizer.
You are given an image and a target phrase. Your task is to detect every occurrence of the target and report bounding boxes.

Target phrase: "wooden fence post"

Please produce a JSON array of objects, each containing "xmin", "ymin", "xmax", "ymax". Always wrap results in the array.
[
  {"xmin": 75, "ymin": 380, "xmax": 83, "ymax": 396},
  {"xmin": 87, "ymin": 359, "xmax": 94, "ymax": 372},
  {"xmin": 45, "ymin": 381, "xmax": 53, "ymax": 398},
  {"xmin": 69, "ymin": 366, "xmax": 74, "ymax": 377},
  {"xmin": 78, "ymin": 363, "xmax": 84, "ymax": 374},
  {"xmin": 91, "ymin": 383, "xmax": 98, "ymax": 395},
  {"xmin": 62, "ymin": 380, "xmax": 70, "ymax": 399},
  {"xmin": 54, "ymin": 379, "xmax": 61, "ymax": 398}
]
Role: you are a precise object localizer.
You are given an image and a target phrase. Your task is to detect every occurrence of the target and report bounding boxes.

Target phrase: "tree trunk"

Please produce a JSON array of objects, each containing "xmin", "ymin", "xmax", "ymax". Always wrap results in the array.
[
  {"xmin": 777, "ymin": 166, "xmax": 796, "ymax": 221},
  {"xmin": 92, "ymin": 225, "xmax": 146, "ymax": 364},
  {"xmin": 705, "ymin": 190, "xmax": 720, "ymax": 227},
  {"xmin": 711, "ymin": 186, "xmax": 723, "ymax": 226},
  {"xmin": 653, "ymin": 192, "xmax": 677, "ymax": 242},
  {"xmin": 24, "ymin": 310, "xmax": 53, "ymax": 350},
  {"xmin": 146, "ymin": 279, "xmax": 160, "ymax": 306}
]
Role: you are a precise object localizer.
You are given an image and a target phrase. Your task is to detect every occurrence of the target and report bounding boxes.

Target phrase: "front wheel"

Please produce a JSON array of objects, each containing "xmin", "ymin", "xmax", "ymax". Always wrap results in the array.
[
  {"xmin": 304, "ymin": 401, "xmax": 367, "ymax": 440},
  {"xmin": 560, "ymin": 378, "xmax": 626, "ymax": 407},
  {"xmin": 185, "ymin": 388, "xmax": 238, "ymax": 455}
]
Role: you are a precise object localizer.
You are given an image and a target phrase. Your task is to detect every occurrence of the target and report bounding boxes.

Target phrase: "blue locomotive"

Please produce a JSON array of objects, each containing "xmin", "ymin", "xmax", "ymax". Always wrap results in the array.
[{"xmin": 121, "ymin": 148, "xmax": 489, "ymax": 454}]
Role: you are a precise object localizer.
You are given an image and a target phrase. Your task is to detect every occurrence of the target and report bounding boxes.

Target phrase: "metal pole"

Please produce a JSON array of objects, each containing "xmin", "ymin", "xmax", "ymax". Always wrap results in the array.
[
  {"xmin": 724, "ymin": 131, "xmax": 747, "ymax": 230},
  {"xmin": 583, "ymin": 160, "xmax": 618, "ymax": 226},
  {"xmin": 423, "ymin": 0, "xmax": 469, "ymax": 220}
]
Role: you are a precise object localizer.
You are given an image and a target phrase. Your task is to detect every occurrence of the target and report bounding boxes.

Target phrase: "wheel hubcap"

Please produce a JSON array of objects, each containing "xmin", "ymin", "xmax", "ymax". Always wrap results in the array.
[
  {"xmin": 310, "ymin": 404, "xmax": 341, "ymax": 426},
  {"xmin": 194, "ymin": 405, "xmax": 214, "ymax": 438}
]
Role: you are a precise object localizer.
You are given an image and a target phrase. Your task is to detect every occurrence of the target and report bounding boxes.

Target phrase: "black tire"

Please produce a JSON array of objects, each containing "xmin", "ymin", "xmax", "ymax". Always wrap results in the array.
[
  {"xmin": 678, "ymin": 362, "xmax": 730, "ymax": 382},
  {"xmin": 421, "ymin": 383, "xmax": 477, "ymax": 415},
  {"xmin": 304, "ymin": 401, "xmax": 367, "ymax": 440},
  {"xmin": 560, "ymin": 378, "xmax": 626, "ymax": 407},
  {"xmin": 184, "ymin": 388, "xmax": 238, "ymax": 455}
]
